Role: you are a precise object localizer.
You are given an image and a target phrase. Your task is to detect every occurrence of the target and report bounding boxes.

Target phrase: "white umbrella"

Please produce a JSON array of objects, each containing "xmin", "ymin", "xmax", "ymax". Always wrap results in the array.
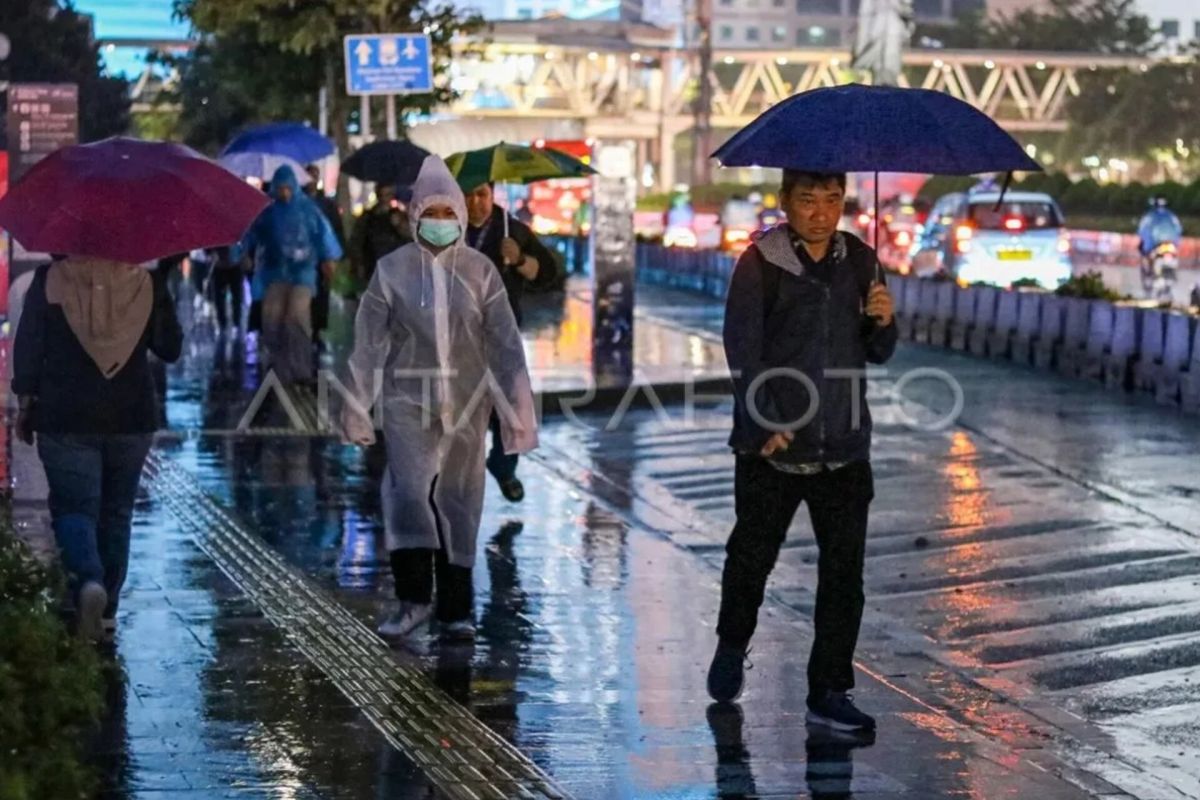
[{"xmin": 218, "ymin": 152, "xmax": 312, "ymax": 184}]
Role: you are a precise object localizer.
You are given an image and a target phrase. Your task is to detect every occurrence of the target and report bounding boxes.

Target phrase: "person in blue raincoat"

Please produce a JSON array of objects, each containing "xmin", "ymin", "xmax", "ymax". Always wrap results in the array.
[
  {"xmin": 1137, "ymin": 197, "xmax": 1183, "ymax": 256},
  {"xmin": 238, "ymin": 165, "xmax": 342, "ymax": 384}
]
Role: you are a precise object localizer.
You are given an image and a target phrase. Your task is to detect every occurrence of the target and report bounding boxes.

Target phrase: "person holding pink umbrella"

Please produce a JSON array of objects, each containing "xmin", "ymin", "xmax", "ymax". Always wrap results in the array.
[{"xmin": 2, "ymin": 137, "xmax": 268, "ymax": 643}]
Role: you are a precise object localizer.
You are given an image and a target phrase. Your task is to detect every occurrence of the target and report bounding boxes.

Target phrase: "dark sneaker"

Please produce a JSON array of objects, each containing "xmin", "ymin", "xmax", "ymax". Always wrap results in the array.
[
  {"xmin": 806, "ymin": 690, "xmax": 876, "ymax": 732},
  {"xmin": 707, "ymin": 642, "xmax": 751, "ymax": 703},
  {"xmin": 440, "ymin": 619, "xmax": 476, "ymax": 641},
  {"xmin": 499, "ymin": 478, "xmax": 525, "ymax": 503}
]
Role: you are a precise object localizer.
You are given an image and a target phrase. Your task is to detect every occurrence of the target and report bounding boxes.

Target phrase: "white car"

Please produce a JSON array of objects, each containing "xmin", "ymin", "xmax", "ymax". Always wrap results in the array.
[{"xmin": 912, "ymin": 190, "xmax": 1072, "ymax": 288}]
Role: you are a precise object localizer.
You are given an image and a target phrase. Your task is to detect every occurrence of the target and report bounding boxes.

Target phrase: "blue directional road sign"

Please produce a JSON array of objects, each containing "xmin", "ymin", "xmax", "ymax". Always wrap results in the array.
[{"xmin": 344, "ymin": 33, "xmax": 433, "ymax": 96}]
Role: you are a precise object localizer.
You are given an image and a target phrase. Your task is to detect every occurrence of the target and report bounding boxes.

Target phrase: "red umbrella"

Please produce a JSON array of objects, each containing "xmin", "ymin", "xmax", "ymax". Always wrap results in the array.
[{"xmin": 0, "ymin": 137, "xmax": 271, "ymax": 264}]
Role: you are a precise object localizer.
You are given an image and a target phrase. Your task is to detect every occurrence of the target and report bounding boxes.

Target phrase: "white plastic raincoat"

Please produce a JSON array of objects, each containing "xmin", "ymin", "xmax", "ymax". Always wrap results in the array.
[{"xmin": 344, "ymin": 156, "xmax": 537, "ymax": 567}]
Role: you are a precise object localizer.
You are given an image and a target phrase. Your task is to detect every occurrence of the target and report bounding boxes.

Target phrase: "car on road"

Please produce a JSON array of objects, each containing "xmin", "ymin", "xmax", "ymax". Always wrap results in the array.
[
  {"xmin": 719, "ymin": 198, "xmax": 760, "ymax": 254},
  {"xmin": 911, "ymin": 190, "xmax": 1072, "ymax": 288}
]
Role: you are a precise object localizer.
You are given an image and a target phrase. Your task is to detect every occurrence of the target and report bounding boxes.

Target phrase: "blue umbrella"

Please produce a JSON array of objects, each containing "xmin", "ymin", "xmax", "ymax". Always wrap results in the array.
[
  {"xmin": 222, "ymin": 122, "xmax": 336, "ymax": 164},
  {"xmin": 712, "ymin": 84, "xmax": 1040, "ymax": 175}
]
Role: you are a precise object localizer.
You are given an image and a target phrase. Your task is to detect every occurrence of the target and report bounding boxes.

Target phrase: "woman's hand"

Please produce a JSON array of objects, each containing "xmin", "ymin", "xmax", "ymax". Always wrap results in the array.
[{"xmin": 341, "ymin": 408, "xmax": 376, "ymax": 447}]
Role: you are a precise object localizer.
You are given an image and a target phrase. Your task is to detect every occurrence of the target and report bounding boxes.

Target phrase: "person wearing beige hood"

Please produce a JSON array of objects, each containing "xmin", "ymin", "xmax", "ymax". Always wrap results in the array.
[{"xmin": 13, "ymin": 257, "xmax": 183, "ymax": 643}]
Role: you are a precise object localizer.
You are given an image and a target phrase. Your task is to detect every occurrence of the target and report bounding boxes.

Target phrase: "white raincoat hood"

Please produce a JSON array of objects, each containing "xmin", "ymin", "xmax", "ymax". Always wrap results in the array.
[{"xmin": 409, "ymin": 155, "xmax": 468, "ymax": 248}]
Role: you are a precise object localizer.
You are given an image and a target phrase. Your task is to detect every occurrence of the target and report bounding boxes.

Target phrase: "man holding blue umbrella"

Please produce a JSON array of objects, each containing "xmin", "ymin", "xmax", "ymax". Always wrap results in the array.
[
  {"xmin": 705, "ymin": 84, "xmax": 1040, "ymax": 729},
  {"xmin": 706, "ymin": 169, "xmax": 896, "ymax": 732}
]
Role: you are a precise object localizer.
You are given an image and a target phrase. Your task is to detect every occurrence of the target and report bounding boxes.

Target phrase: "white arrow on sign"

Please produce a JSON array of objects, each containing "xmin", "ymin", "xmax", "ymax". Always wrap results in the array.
[
  {"xmin": 355, "ymin": 40, "xmax": 372, "ymax": 66},
  {"xmin": 401, "ymin": 37, "xmax": 419, "ymax": 60}
]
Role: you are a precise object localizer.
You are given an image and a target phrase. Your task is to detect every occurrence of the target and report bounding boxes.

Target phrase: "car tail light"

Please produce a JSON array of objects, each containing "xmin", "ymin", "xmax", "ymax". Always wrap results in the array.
[
  {"xmin": 954, "ymin": 224, "xmax": 973, "ymax": 254},
  {"xmin": 1003, "ymin": 216, "xmax": 1025, "ymax": 232},
  {"xmin": 724, "ymin": 229, "xmax": 750, "ymax": 243}
]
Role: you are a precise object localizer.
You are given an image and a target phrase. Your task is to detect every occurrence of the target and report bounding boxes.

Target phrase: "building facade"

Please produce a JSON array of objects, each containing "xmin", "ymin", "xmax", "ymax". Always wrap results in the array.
[{"xmin": 1135, "ymin": 0, "xmax": 1200, "ymax": 52}]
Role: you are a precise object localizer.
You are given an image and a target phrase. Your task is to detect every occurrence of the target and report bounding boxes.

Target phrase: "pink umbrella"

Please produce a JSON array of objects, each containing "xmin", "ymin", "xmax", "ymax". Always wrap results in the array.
[{"xmin": 0, "ymin": 137, "xmax": 271, "ymax": 264}]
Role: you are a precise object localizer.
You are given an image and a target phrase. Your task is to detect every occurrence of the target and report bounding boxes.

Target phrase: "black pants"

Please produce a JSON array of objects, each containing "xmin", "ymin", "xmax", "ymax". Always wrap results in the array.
[
  {"xmin": 210, "ymin": 268, "xmax": 244, "ymax": 328},
  {"xmin": 388, "ymin": 477, "xmax": 472, "ymax": 622},
  {"xmin": 389, "ymin": 548, "xmax": 472, "ymax": 622},
  {"xmin": 311, "ymin": 274, "xmax": 330, "ymax": 343},
  {"xmin": 716, "ymin": 457, "xmax": 873, "ymax": 694},
  {"xmin": 485, "ymin": 410, "xmax": 519, "ymax": 483}
]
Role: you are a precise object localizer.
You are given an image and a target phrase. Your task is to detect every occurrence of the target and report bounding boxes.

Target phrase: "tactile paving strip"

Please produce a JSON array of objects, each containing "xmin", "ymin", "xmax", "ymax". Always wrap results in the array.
[{"xmin": 144, "ymin": 453, "xmax": 571, "ymax": 800}]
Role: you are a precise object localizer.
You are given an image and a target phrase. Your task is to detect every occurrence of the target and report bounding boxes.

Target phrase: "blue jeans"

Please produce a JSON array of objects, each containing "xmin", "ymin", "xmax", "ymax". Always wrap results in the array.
[
  {"xmin": 486, "ymin": 410, "xmax": 519, "ymax": 484},
  {"xmin": 37, "ymin": 433, "xmax": 154, "ymax": 617}
]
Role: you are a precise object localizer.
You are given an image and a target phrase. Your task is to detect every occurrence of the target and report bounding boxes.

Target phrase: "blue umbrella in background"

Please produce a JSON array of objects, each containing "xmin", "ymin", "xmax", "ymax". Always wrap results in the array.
[
  {"xmin": 218, "ymin": 152, "xmax": 312, "ymax": 184},
  {"xmin": 222, "ymin": 122, "xmax": 336, "ymax": 164},
  {"xmin": 712, "ymin": 84, "xmax": 1040, "ymax": 175}
]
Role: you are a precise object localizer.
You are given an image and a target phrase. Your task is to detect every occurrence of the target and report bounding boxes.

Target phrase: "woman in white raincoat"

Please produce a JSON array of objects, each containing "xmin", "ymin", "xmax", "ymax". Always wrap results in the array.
[{"xmin": 343, "ymin": 155, "xmax": 537, "ymax": 640}]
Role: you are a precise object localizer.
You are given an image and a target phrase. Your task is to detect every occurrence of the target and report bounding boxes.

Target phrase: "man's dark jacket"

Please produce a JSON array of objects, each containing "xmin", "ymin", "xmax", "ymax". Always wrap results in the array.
[
  {"xmin": 350, "ymin": 207, "xmax": 411, "ymax": 284},
  {"xmin": 466, "ymin": 206, "xmax": 558, "ymax": 326},
  {"xmin": 724, "ymin": 227, "xmax": 898, "ymax": 464}
]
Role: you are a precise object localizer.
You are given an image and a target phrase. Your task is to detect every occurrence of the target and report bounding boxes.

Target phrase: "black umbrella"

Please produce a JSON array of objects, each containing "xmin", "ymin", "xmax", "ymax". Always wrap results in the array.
[{"xmin": 340, "ymin": 139, "xmax": 431, "ymax": 185}]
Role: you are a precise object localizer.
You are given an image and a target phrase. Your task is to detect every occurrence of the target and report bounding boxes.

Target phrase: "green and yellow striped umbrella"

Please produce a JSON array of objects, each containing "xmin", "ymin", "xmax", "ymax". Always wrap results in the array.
[{"xmin": 445, "ymin": 142, "xmax": 596, "ymax": 192}]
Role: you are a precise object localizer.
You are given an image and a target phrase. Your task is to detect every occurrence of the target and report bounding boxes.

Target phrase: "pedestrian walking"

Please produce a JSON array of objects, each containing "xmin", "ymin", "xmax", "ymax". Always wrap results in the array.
[
  {"xmin": 0, "ymin": 138, "xmax": 266, "ymax": 644},
  {"xmin": 207, "ymin": 245, "xmax": 248, "ymax": 332},
  {"xmin": 343, "ymin": 156, "xmax": 538, "ymax": 641},
  {"xmin": 305, "ymin": 164, "xmax": 346, "ymax": 349},
  {"xmin": 463, "ymin": 180, "xmax": 558, "ymax": 502},
  {"xmin": 13, "ymin": 258, "xmax": 183, "ymax": 642},
  {"xmin": 706, "ymin": 170, "xmax": 897, "ymax": 733},
  {"xmin": 239, "ymin": 165, "xmax": 342, "ymax": 385},
  {"xmin": 348, "ymin": 182, "xmax": 412, "ymax": 293}
]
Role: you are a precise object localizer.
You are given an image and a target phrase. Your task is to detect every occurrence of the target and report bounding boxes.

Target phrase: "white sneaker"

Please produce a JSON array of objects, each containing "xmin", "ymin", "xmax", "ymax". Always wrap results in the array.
[
  {"xmin": 77, "ymin": 581, "xmax": 108, "ymax": 643},
  {"xmin": 377, "ymin": 602, "xmax": 432, "ymax": 638},
  {"xmin": 441, "ymin": 619, "xmax": 476, "ymax": 640}
]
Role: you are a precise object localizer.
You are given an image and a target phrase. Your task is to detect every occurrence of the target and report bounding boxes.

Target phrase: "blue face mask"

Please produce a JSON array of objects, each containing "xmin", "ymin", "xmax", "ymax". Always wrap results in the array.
[{"xmin": 419, "ymin": 218, "xmax": 461, "ymax": 247}]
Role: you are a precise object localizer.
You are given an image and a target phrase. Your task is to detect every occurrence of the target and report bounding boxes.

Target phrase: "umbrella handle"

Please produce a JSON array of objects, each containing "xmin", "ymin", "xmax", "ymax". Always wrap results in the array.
[{"xmin": 504, "ymin": 183, "xmax": 511, "ymax": 240}]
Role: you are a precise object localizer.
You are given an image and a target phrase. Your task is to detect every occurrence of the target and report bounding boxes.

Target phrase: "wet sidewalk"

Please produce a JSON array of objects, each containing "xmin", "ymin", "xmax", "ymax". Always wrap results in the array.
[{"xmin": 6, "ymin": 282, "xmax": 1196, "ymax": 798}]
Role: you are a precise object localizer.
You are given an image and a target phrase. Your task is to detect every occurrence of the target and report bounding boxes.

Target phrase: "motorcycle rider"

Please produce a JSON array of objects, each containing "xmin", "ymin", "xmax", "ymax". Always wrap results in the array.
[
  {"xmin": 1137, "ymin": 197, "xmax": 1184, "ymax": 298},
  {"xmin": 1139, "ymin": 197, "xmax": 1183, "ymax": 254}
]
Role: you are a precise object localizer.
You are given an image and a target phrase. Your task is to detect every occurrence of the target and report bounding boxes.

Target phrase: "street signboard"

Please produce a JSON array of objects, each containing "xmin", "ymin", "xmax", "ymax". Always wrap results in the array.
[
  {"xmin": 5, "ymin": 83, "xmax": 78, "ymax": 279},
  {"xmin": 343, "ymin": 33, "xmax": 433, "ymax": 96},
  {"xmin": 6, "ymin": 83, "xmax": 78, "ymax": 184}
]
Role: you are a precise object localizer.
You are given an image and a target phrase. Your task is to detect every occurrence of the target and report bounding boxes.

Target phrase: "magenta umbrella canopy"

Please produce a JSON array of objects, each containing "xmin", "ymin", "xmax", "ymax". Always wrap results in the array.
[{"xmin": 0, "ymin": 137, "xmax": 271, "ymax": 263}]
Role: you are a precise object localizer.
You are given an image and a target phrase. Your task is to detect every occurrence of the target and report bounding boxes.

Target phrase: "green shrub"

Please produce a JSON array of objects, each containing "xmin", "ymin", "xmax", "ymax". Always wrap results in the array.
[
  {"xmin": 0, "ymin": 521, "xmax": 103, "ymax": 800},
  {"xmin": 1113, "ymin": 182, "xmax": 1150, "ymax": 216},
  {"xmin": 1019, "ymin": 172, "xmax": 1073, "ymax": 198},
  {"xmin": 1054, "ymin": 271, "xmax": 1125, "ymax": 301},
  {"xmin": 1011, "ymin": 277, "xmax": 1042, "ymax": 289},
  {"xmin": 1151, "ymin": 181, "xmax": 1188, "ymax": 210},
  {"xmin": 1182, "ymin": 179, "xmax": 1200, "ymax": 216},
  {"xmin": 636, "ymin": 192, "xmax": 673, "ymax": 212},
  {"xmin": 917, "ymin": 175, "xmax": 975, "ymax": 202},
  {"xmin": 1060, "ymin": 178, "xmax": 1102, "ymax": 214}
]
